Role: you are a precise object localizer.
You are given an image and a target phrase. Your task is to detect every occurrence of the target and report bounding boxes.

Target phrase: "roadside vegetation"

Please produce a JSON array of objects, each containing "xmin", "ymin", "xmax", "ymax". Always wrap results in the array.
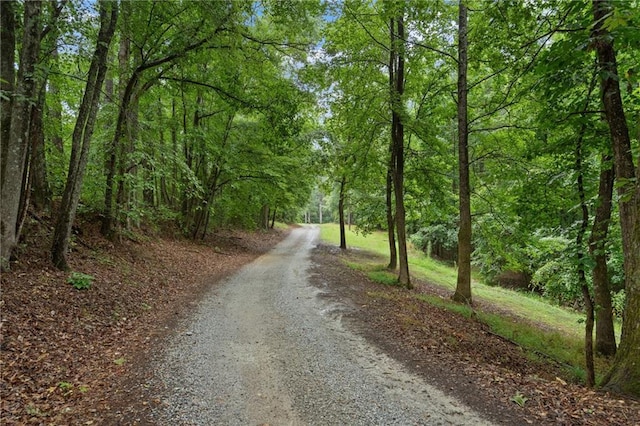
[{"xmin": 319, "ymin": 223, "xmax": 619, "ymax": 384}]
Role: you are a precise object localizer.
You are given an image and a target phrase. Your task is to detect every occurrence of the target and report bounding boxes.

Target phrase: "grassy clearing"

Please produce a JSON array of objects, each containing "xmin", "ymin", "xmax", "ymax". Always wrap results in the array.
[{"xmin": 318, "ymin": 223, "xmax": 615, "ymax": 383}]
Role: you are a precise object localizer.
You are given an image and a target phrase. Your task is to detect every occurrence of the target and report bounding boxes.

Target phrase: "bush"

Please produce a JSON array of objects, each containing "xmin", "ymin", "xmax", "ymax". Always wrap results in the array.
[
  {"xmin": 410, "ymin": 223, "xmax": 457, "ymax": 261},
  {"xmin": 531, "ymin": 259, "xmax": 580, "ymax": 305},
  {"xmin": 67, "ymin": 272, "xmax": 94, "ymax": 290}
]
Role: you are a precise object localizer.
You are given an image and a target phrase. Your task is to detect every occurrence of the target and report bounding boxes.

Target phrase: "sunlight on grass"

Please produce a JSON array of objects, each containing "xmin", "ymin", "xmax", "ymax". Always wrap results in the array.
[
  {"xmin": 319, "ymin": 223, "xmax": 616, "ymax": 382},
  {"xmin": 319, "ymin": 223, "xmax": 584, "ymax": 337},
  {"xmin": 320, "ymin": 223, "xmax": 390, "ymax": 254}
]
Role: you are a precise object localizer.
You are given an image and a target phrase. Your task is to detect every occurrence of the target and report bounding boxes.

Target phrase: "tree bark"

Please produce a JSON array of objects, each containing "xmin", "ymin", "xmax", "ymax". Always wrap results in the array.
[
  {"xmin": 29, "ymin": 90, "xmax": 51, "ymax": 211},
  {"xmin": 48, "ymin": 46, "xmax": 64, "ymax": 152},
  {"xmin": 386, "ymin": 144, "xmax": 397, "ymax": 270},
  {"xmin": 260, "ymin": 204, "xmax": 269, "ymax": 230},
  {"xmin": 1, "ymin": 1, "xmax": 42, "ymax": 267},
  {"xmin": 102, "ymin": 15, "xmax": 132, "ymax": 238},
  {"xmin": 1, "ymin": 0, "xmax": 16, "ymax": 183},
  {"xmin": 339, "ymin": 175, "xmax": 347, "ymax": 250},
  {"xmin": 592, "ymin": 0, "xmax": 640, "ymax": 396},
  {"xmin": 575, "ymin": 118, "xmax": 595, "ymax": 387},
  {"xmin": 453, "ymin": 1, "xmax": 472, "ymax": 304},
  {"xmin": 590, "ymin": 155, "xmax": 616, "ymax": 356},
  {"xmin": 390, "ymin": 14, "xmax": 410, "ymax": 287},
  {"xmin": 52, "ymin": 0, "xmax": 118, "ymax": 270},
  {"xmin": 270, "ymin": 207, "xmax": 276, "ymax": 229}
]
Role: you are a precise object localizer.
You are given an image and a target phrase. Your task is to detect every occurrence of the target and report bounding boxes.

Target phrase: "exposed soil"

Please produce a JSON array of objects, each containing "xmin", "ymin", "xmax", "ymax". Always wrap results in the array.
[{"xmin": 1, "ymin": 219, "xmax": 639, "ymax": 425}]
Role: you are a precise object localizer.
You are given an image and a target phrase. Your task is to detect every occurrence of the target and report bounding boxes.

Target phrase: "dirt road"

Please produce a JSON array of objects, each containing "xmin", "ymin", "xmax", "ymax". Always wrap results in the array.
[{"xmin": 152, "ymin": 226, "xmax": 493, "ymax": 425}]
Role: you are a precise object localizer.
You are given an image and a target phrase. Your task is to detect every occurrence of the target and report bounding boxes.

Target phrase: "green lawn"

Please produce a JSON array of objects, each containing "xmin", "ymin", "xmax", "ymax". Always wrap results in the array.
[{"xmin": 318, "ymin": 223, "xmax": 616, "ymax": 382}]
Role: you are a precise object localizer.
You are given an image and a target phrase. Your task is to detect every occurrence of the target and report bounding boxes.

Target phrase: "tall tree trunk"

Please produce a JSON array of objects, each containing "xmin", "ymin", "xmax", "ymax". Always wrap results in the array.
[
  {"xmin": 390, "ymin": 14, "xmax": 410, "ymax": 287},
  {"xmin": 339, "ymin": 176, "xmax": 347, "ymax": 250},
  {"xmin": 180, "ymin": 86, "xmax": 193, "ymax": 227},
  {"xmin": 1, "ymin": 0, "xmax": 16, "ymax": 182},
  {"xmin": 170, "ymin": 97, "xmax": 179, "ymax": 205},
  {"xmin": 52, "ymin": 1, "xmax": 118, "ymax": 270},
  {"xmin": 386, "ymin": 145, "xmax": 397, "ymax": 270},
  {"xmin": 1, "ymin": 1, "xmax": 42, "ymax": 267},
  {"xmin": 270, "ymin": 207, "xmax": 276, "ymax": 229},
  {"xmin": 48, "ymin": 46, "xmax": 64, "ymax": 152},
  {"xmin": 102, "ymin": 19, "xmax": 134, "ymax": 238},
  {"xmin": 29, "ymin": 90, "xmax": 50, "ymax": 211},
  {"xmin": 575, "ymin": 118, "xmax": 595, "ymax": 387},
  {"xmin": 590, "ymin": 155, "xmax": 616, "ymax": 356},
  {"xmin": 592, "ymin": 0, "xmax": 640, "ymax": 397},
  {"xmin": 453, "ymin": 1, "xmax": 472, "ymax": 304},
  {"xmin": 191, "ymin": 112, "xmax": 231, "ymax": 240},
  {"xmin": 261, "ymin": 204, "xmax": 270, "ymax": 230}
]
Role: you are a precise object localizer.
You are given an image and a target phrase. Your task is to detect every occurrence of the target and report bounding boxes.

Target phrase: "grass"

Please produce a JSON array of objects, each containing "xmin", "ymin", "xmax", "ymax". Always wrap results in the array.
[{"xmin": 318, "ymin": 223, "xmax": 615, "ymax": 383}]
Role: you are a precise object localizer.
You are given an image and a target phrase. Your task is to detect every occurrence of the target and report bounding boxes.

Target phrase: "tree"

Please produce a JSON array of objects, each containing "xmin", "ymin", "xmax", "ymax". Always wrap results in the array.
[
  {"xmin": 51, "ymin": 0, "xmax": 118, "ymax": 270},
  {"xmin": 0, "ymin": 0, "xmax": 16, "ymax": 182},
  {"xmin": 589, "ymin": 155, "xmax": 617, "ymax": 356},
  {"xmin": 101, "ymin": 1, "xmax": 229, "ymax": 238},
  {"xmin": 592, "ymin": 0, "xmax": 640, "ymax": 396},
  {"xmin": 389, "ymin": 7, "xmax": 411, "ymax": 288},
  {"xmin": 1, "ymin": 1, "xmax": 42, "ymax": 267},
  {"xmin": 452, "ymin": 0, "xmax": 471, "ymax": 304},
  {"xmin": 338, "ymin": 175, "xmax": 347, "ymax": 249}
]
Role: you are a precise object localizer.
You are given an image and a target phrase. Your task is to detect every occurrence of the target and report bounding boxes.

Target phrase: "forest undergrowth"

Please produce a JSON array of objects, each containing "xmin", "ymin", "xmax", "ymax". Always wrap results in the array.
[
  {"xmin": 1, "ymin": 218, "xmax": 639, "ymax": 425},
  {"xmin": 0, "ymin": 214, "xmax": 285, "ymax": 424}
]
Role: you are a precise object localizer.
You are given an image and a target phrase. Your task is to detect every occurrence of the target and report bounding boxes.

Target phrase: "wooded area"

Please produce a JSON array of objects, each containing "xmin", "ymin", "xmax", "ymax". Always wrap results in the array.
[{"xmin": 1, "ymin": 0, "xmax": 638, "ymax": 399}]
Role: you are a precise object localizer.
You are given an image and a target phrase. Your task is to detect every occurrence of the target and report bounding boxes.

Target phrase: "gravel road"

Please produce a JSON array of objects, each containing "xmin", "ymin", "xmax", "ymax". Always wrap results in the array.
[{"xmin": 152, "ymin": 226, "xmax": 494, "ymax": 425}]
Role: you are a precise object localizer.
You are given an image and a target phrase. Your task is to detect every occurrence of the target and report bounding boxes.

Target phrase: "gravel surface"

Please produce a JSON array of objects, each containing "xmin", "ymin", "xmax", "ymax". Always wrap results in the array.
[{"xmin": 151, "ymin": 227, "xmax": 494, "ymax": 425}]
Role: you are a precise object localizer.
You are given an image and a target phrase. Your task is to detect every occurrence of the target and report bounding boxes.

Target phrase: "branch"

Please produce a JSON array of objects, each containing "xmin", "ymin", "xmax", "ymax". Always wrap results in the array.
[
  {"xmin": 240, "ymin": 32, "xmax": 309, "ymax": 53},
  {"xmin": 158, "ymin": 76, "xmax": 257, "ymax": 109},
  {"xmin": 409, "ymin": 40, "xmax": 457, "ymax": 64},
  {"xmin": 469, "ymin": 123, "xmax": 536, "ymax": 134},
  {"xmin": 518, "ymin": 5, "xmax": 574, "ymax": 50},
  {"xmin": 344, "ymin": 4, "xmax": 389, "ymax": 54},
  {"xmin": 467, "ymin": 65, "xmax": 509, "ymax": 91},
  {"xmin": 136, "ymin": 37, "xmax": 209, "ymax": 74},
  {"xmin": 199, "ymin": 109, "xmax": 226, "ymax": 120},
  {"xmin": 41, "ymin": 0, "xmax": 68, "ymax": 40}
]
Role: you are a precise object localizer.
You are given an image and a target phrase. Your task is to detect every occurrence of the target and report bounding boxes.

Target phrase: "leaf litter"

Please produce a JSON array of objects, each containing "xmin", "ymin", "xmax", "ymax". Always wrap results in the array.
[{"xmin": 1, "ymin": 219, "xmax": 639, "ymax": 425}]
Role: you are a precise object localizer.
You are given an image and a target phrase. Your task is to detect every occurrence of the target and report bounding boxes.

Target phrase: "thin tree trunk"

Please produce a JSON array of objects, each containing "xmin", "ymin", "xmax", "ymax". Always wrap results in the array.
[
  {"xmin": 389, "ymin": 14, "xmax": 409, "ymax": 286},
  {"xmin": 453, "ymin": 1, "xmax": 472, "ymax": 304},
  {"xmin": 169, "ymin": 97, "xmax": 178, "ymax": 204},
  {"xmin": 592, "ymin": 0, "xmax": 640, "ymax": 397},
  {"xmin": 386, "ymin": 145, "xmax": 397, "ymax": 270},
  {"xmin": 48, "ymin": 46, "xmax": 64, "ymax": 152},
  {"xmin": 261, "ymin": 204, "xmax": 270, "ymax": 230},
  {"xmin": 1, "ymin": 1, "xmax": 42, "ymax": 267},
  {"xmin": 270, "ymin": 207, "xmax": 276, "ymax": 229},
  {"xmin": 102, "ymin": 16, "xmax": 133, "ymax": 238},
  {"xmin": 52, "ymin": 1, "xmax": 118, "ymax": 270},
  {"xmin": 575, "ymin": 115, "xmax": 595, "ymax": 387},
  {"xmin": 339, "ymin": 176, "xmax": 347, "ymax": 250},
  {"xmin": 590, "ymin": 155, "xmax": 616, "ymax": 356}
]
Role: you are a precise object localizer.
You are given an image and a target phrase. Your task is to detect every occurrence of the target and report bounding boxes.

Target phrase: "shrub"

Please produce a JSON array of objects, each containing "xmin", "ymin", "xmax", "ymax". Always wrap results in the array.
[
  {"xmin": 67, "ymin": 272, "xmax": 94, "ymax": 290},
  {"xmin": 410, "ymin": 223, "xmax": 457, "ymax": 261}
]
